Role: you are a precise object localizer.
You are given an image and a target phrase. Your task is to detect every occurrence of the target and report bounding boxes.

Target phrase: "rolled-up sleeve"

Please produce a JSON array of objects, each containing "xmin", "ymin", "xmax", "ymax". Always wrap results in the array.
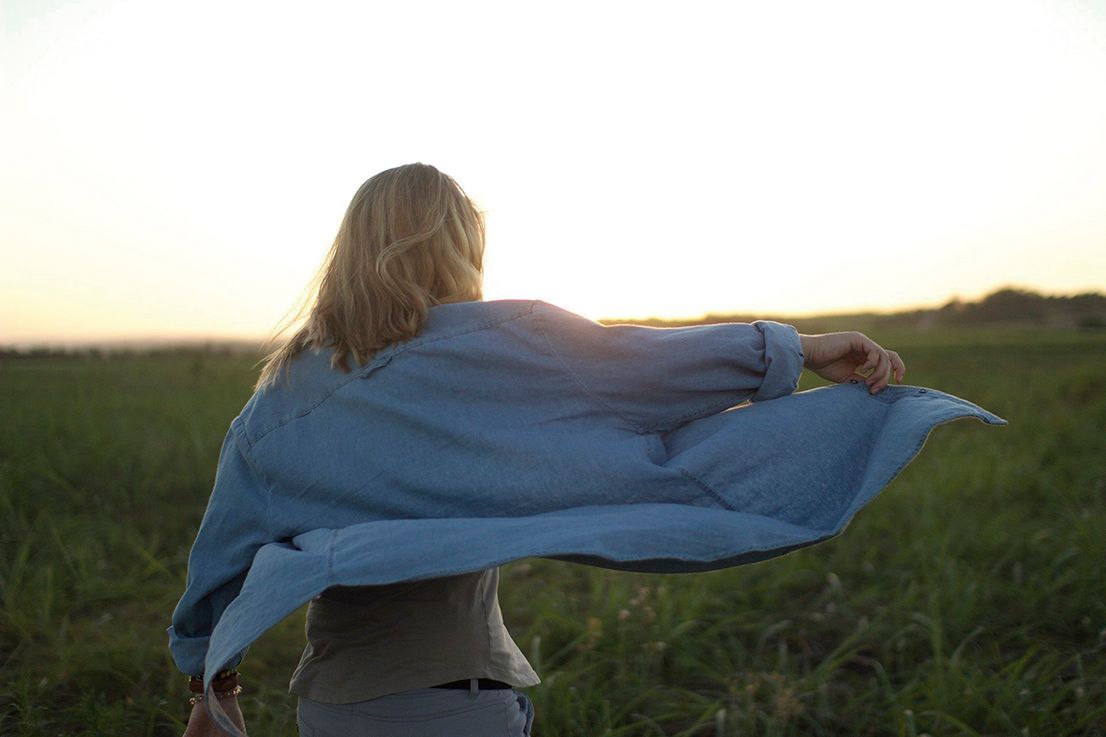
[
  {"xmin": 748, "ymin": 319, "xmax": 805, "ymax": 403},
  {"xmin": 166, "ymin": 420, "xmax": 273, "ymax": 676},
  {"xmin": 533, "ymin": 301, "xmax": 804, "ymax": 433}
]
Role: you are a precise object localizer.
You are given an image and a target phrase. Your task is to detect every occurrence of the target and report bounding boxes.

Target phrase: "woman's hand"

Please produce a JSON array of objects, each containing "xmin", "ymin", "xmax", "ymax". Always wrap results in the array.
[
  {"xmin": 798, "ymin": 331, "xmax": 905, "ymax": 394},
  {"xmin": 182, "ymin": 695, "xmax": 248, "ymax": 737}
]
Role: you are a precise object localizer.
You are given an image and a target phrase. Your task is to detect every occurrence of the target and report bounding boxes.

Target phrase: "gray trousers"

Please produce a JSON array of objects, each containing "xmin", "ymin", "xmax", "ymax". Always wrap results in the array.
[{"xmin": 297, "ymin": 681, "xmax": 535, "ymax": 737}]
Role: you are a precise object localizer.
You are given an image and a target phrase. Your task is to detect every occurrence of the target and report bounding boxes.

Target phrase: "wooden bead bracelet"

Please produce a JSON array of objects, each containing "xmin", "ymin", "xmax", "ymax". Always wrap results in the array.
[{"xmin": 187, "ymin": 668, "xmax": 242, "ymax": 705}]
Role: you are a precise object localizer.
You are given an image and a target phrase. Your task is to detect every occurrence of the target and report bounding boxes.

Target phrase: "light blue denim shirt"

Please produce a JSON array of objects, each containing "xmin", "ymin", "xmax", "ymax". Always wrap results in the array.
[{"xmin": 166, "ymin": 299, "xmax": 1005, "ymax": 734}]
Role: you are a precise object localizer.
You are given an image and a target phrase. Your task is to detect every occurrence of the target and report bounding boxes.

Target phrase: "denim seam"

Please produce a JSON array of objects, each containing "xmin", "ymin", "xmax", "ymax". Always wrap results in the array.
[
  {"xmin": 231, "ymin": 417, "xmax": 275, "ymax": 540},
  {"xmin": 674, "ymin": 466, "xmax": 738, "ymax": 511},
  {"xmin": 251, "ymin": 370, "xmax": 379, "ymax": 444},
  {"xmin": 374, "ymin": 304, "xmax": 536, "ymax": 367},
  {"xmin": 826, "ymin": 403, "xmax": 996, "ymax": 534},
  {"xmin": 533, "ymin": 304, "xmax": 647, "ymax": 435},
  {"xmin": 251, "ymin": 304, "xmax": 536, "ymax": 444},
  {"xmin": 325, "ymin": 529, "xmax": 338, "ymax": 586}
]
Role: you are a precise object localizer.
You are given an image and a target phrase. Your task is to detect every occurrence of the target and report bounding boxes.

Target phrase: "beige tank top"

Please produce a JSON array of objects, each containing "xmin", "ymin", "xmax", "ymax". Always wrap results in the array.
[{"xmin": 288, "ymin": 567, "xmax": 541, "ymax": 704}]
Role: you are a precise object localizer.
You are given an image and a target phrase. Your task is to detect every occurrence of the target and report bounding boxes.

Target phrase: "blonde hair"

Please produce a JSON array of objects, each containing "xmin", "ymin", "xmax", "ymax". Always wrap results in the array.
[{"xmin": 255, "ymin": 163, "xmax": 485, "ymax": 390}]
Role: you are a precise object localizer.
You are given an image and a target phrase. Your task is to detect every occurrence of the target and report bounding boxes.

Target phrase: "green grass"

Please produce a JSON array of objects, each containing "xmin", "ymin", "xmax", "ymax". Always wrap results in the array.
[{"xmin": 1, "ymin": 330, "xmax": 1104, "ymax": 736}]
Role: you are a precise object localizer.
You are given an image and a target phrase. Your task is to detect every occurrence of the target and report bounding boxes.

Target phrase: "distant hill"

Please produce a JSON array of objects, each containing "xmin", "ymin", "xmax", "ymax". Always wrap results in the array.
[
  {"xmin": 601, "ymin": 287, "xmax": 1106, "ymax": 333},
  {"xmin": 3, "ymin": 287, "xmax": 1104, "ymax": 358}
]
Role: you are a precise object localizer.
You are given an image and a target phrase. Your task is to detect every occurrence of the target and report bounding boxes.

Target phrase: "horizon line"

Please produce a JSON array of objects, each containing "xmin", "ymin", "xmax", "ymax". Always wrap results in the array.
[{"xmin": 3, "ymin": 283, "xmax": 1102, "ymax": 351}]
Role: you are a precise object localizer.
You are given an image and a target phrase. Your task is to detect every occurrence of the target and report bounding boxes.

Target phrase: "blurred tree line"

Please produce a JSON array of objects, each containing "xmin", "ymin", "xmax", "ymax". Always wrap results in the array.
[
  {"xmin": 611, "ymin": 287, "xmax": 1106, "ymax": 333},
  {"xmin": 921, "ymin": 288, "xmax": 1106, "ymax": 327},
  {"xmin": 2, "ymin": 287, "xmax": 1103, "ymax": 359}
]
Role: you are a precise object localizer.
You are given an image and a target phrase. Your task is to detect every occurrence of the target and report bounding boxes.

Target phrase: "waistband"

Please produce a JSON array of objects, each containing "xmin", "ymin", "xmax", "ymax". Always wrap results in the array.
[{"xmin": 431, "ymin": 678, "xmax": 513, "ymax": 690}]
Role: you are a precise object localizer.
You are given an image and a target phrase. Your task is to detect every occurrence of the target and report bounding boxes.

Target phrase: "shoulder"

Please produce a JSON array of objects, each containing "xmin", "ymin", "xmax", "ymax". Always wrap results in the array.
[
  {"xmin": 235, "ymin": 299, "xmax": 543, "ymax": 445},
  {"xmin": 416, "ymin": 299, "xmax": 537, "ymax": 339},
  {"xmin": 235, "ymin": 347, "xmax": 357, "ymax": 446}
]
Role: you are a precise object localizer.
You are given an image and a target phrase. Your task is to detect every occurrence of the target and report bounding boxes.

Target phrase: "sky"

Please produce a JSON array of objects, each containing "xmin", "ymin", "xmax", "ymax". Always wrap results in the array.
[{"xmin": 2, "ymin": 0, "xmax": 1105, "ymax": 344}]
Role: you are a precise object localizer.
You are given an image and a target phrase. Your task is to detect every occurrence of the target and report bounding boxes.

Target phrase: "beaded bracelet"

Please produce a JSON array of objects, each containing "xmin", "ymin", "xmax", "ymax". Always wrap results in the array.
[
  {"xmin": 187, "ymin": 668, "xmax": 242, "ymax": 704},
  {"xmin": 188, "ymin": 684, "xmax": 243, "ymax": 706}
]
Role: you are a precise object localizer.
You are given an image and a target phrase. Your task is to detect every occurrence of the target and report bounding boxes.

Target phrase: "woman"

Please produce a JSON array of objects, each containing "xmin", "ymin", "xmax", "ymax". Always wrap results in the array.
[{"xmin": 170, "ymin": 163, "xmax": 1004, "ymax": 737}]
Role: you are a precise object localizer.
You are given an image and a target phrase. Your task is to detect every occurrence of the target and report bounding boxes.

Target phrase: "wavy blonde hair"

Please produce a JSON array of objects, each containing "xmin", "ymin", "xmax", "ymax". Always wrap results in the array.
[{"xmin": 256, "ymin": 163, "xmax": 485, "ymax": 390}]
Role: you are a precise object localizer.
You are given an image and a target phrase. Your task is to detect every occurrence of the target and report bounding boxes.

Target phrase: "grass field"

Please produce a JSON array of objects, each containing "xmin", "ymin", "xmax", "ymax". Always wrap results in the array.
[{"xmin": 1, "ymin": 327, "xmax": 1104, "ymax": 736}]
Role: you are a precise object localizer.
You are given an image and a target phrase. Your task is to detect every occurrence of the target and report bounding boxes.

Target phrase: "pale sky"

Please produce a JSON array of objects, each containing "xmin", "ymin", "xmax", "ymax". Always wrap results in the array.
[{"xmin": 2, "ymin": 0, "xmax": 1105, "ymax": 344}]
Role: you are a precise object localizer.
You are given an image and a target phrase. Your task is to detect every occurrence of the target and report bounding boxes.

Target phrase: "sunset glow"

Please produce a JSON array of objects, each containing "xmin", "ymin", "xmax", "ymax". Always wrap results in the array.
[{"xmin": 3, "ymin": 0, "xmax": 1105, "ymax": 344}]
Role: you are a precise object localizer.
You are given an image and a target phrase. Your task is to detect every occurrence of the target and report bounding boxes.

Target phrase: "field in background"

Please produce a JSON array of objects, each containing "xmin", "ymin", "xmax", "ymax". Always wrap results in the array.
[{"xmin": 1, "ymin": 326, "xmax": 1104, "ymax": 736}]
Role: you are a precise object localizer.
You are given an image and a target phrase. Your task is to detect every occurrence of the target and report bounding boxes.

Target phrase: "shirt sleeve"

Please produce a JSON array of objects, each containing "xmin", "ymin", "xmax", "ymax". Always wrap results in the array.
[
  {"xmin": 166, "ymin": 420, "xmax": 273, "ymax": 677},
  {"xmin": 532, "ymin": 300, "xmax": 805, "ymax": 433}
]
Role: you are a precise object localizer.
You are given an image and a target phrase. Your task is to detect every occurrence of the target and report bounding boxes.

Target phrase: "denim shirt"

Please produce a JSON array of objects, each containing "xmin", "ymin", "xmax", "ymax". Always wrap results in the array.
[{"xmin": 166, "ymin": 299, "xmax": 1005, "ymax": 735}]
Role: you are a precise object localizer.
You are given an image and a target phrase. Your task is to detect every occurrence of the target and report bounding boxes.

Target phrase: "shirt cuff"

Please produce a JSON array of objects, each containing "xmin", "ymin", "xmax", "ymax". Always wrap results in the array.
[
  {"xmin": 167, "ymin": 626, "xmax": 245, "ymax": 677},
  {"xmin": 749, "ymin": 320, "xmax": 804, "ymax": 402}
]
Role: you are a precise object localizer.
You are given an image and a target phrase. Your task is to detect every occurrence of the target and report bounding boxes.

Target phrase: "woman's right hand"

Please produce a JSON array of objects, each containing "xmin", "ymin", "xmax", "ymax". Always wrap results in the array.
[
  {"xmin": 798, "ymin": 331, "xmax": 905, "ymax": 394},
  {"xmin": 182, "ymin": 696, "xmax": 248, "ymax": 737}
]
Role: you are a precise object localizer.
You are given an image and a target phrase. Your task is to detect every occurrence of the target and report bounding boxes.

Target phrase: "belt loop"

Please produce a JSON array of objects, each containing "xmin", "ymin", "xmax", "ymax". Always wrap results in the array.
[{"xmin": 468, "ymin": 678, "xmax": 478, "ymax": 699}]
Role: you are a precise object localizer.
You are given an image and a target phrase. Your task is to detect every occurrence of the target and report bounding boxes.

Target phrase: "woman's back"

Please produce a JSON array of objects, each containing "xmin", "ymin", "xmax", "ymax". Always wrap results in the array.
[{"xmin": 237, "ymin": 298, "xmax": 804, "ymax": 542}]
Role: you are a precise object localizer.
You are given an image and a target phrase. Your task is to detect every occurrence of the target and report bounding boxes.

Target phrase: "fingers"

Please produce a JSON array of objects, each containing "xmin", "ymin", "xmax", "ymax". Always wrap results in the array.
[
  {"xmin": 866, "ymin": 348, "xmax": 891, "ymax": 393},
  {"xmin": 857, "ymin": 344, "xmax": 881, "ymax": 375},
  {"xmin": 853, "ymin": 335, "xmax": 902, "ymax": 394},
  {"xmin": 888, "ymin": 350, "xmax": 906, "ymax": 384}
]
